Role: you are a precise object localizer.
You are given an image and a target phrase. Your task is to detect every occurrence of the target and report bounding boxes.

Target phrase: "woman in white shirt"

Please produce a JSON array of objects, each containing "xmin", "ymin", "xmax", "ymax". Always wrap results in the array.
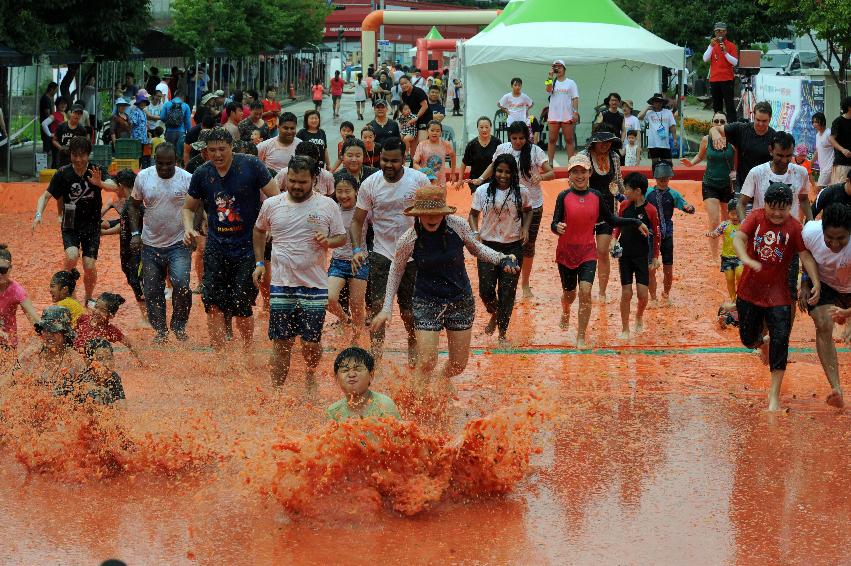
[
  {"xmin": 353, "ymin": 73, "xmax": 367, "ymax": 121},
  {"xmin": 545, "ymin": 59, "xmax": 580, "ymax": 165},
  {"xmin": 813, "ymin": 112, "xmax": 834, "ymax": 192}
]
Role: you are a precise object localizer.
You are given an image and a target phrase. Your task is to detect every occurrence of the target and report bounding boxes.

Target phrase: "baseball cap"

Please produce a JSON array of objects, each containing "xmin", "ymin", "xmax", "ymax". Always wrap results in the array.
[
  {"xmin": 714, "ymin": 22, "xmax": 727, "ymax": 31},
  {"xmin": 653, "ymin": 161, "xmax": 675, "ymax": 178},
  {"xmin": 552, "ymin": 59, "xmax": 566, "ymax": 67},
  {"xmin": 567, "ymin": 154, "xmax": 591, "ymax": 171},
  {"xmin": 70, "ymin": 103, "xmax": 85, "ymax": 113},
  {"xmin": 373, "ymin": 99, "xmax": 388, "ymax": 108}
]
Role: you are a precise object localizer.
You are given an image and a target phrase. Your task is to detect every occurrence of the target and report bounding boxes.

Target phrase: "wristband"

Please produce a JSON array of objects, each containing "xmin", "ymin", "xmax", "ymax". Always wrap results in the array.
[
  {"xmin": 34, "ymin": 212, "xmax": 42, "ymax": 220},
  {"xmin": 353, "ymin": 247, "xmax": 362, "ymax": 254},
  {"xmin": 255, "ymin": 261, "xmax": 265, "ymax": 267},
  {"xmin": 800, "ymin": 272, "xmax": 809, "ymax": 283},
  {"xmin": 131, "ymin": 231, "xmax": 141, "ymax": 237}
]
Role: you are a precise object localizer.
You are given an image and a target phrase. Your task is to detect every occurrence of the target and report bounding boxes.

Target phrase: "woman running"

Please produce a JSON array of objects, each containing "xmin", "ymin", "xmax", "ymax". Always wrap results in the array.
[{"xmin": 456, "ymin": 116, "xmax": 499, "ymax": 192}]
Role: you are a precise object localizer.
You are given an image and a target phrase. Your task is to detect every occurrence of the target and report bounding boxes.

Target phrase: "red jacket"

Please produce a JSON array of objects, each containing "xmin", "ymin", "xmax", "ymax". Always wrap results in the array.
[
  {"xmin": 613, "ymin": 200, "xmax": 661, "ymax": 259},
  {"xmin": 709, "ymin": 40, "xmax": 738, "ymax": 83}
]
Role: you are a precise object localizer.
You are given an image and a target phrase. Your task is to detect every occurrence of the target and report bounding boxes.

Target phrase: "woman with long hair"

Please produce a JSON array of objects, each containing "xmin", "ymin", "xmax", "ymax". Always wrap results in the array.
[
  {"xmin": 468, "ymin": 154, "xmax": 531, "ymax": 342},
  {"xmin": 470, "ymin": 120, "xmax": 553, "ymax": 297}
]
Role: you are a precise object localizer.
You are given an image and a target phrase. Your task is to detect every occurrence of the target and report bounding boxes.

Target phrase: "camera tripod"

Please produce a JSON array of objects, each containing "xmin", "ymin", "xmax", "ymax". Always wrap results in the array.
[{"xmin": 737, "ymin": 73, "xmax": 757, "ymax": 122}]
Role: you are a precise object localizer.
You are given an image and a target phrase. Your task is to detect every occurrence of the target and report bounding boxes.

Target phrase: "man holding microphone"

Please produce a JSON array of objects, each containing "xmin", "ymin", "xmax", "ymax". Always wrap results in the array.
[{"xmin": 703, "ymin": 22, "xmax": 739, "ymax": 122}]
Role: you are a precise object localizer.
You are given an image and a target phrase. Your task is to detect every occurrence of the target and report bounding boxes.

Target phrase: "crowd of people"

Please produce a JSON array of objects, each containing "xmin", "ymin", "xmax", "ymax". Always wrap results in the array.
[{"xmin": 5, "ymin": 35, "xmax": 851, "ymax": 416}]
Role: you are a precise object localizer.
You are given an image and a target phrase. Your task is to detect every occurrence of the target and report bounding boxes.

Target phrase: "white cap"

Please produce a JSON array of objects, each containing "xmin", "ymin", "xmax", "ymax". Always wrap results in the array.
[{"xmin": 552, "ymin": 59, "xmax": 566, "ymax": 67}]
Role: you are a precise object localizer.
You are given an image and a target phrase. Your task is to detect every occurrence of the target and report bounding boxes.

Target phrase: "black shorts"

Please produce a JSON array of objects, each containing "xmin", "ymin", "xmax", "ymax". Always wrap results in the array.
[
  {"xmin": 332, "ymin": 95, "xmax": 341, "ymax": 103},
  {"xmin": 522, "ymin": 206, "xmax": 544, "ymax": 258},
  {"xmin": 701, "ymin": 181, "xmax": 734, "ymax": 203},
  {"xmin": 558, "ymin": 260, "xmax": 597, "ymax": 292},
  {"xmin": 807, "ymin": 281, "xmax": 851, "ymax": 312},
  {"xmin": 648, "ymin": 148, "xmax": 672, "ymax": 161},
  {"xmin": 788, "ymin": 254, "xmax": 800, "ymax": 302},
  {"xmin": 619, "ymin": 255, "xmax": 649, "ymax": 286},
  {"xmin": 120, "ymin": 248, "xmax": 144, "ymax": 302},
  {"xmin": 367, "ymin": 251, "xmax": 416, "ymax": 312},
  {"xmin": 737, "ymin": 298, "xmax": 792, "ymax": 371},
  {"xmin": 594, "ymin": 223, "xmax": 614, "ymax": 236},
  {"xmin": 660, "ymin": 235, "xmax": 674, "ymax": 265},
  {"xmin": 412, "ymin": 296, "xmax": 475, "ymax": 331},
  {"xmin": 416, "ymin": 122, "xmax": 428, "ymax": 131},
  {"xmin": 201, "ymin": 245, "xmax": 258, "ymax": 318},
  {"xmin": 61, "ymin": 227, "xmax": 101, "ymax": 259}
]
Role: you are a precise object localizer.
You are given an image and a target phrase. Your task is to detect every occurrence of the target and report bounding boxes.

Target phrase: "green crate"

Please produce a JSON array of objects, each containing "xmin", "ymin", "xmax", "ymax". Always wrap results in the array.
[{"xmin": 113, "ymin": 139, "xmax": 142, "ymax": 159}]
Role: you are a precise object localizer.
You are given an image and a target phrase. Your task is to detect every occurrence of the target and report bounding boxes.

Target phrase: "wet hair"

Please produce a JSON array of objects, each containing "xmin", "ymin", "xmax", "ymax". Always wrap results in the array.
[
  {"xmin": 335, "ymin": 171, "xmax": 360, "ymax": 191},
  {"xmin": 154, "ymin": 142, "xmax": 176, "ymax": 157},
  {"xmin": 0, "ymin": 243, "xmax": 10, "ymax": 263},
  {"xmin": 84, "ymin": 338, "xmax": 113, "ymax": 361},
  {"xmin": 770, "ymin": 131, "xmax": 795, "ymax": 151},
  {"xmin": 476, "ymin": 116, "xmax": 492, "ymax": 127},
  {"xmin": 340, "ymin": 121, "xmax": 354, "ymax": 132},
  {"xmin": 233, "ymin": 140, "xmax": 257, "ymax": 156},
  {"xmin": 201, "ymin": 113, "xmax": 217, "ymax": 129},
  {"xmin": 51, "ymin": 268, "xmax": 81, "ymax": 294},
  {"xmin": 289, "ymin": 155, "xmax": 318, "ymax": 177},
  {"xmin": 764, "ymin": 182, "xmax": 793, "ymax": 207},
  {"xmin": 334, "ymin": 346, "xmax": 375, "ymax": 373},
  {"xmin": 822, "ymin": 203, "xmax": 851, "ymax": 231},
  {"xmin": 623, "ymin": 172, "xmax": 649, "ymax": 195},
  {"xmin": 68, "ymin": 136, "xmax": 92, "ymax": 155},
  {"xmin": 506, "ymin": 121, "xmax": 533, "ymax": 178},
  {"xmin": 381, "ymin": 136, "xmax": 405, "ymax": 155},
  {"xmin": 488, "ymin": 154, "xmax": 524, "ymax": 221},
  {"xmin": 225, "ymin": 101, "xmax": 240, "ymax": 114},
  {"xmin": 342, "ymin": 137, "xmax": 366, "ymax": 155},
  {"xmin": 114, "ymin": 168, "xmax": 136, "ymax": 189},
  {"xmin": 279, "ymin": 111, "xmax": 297, "ymax": 126},
  {"xmin": 812, "ymin": 112, "xmax": 826, "ymax": 128},
  {"xmin": 426, "ymin": 120, "xmax": 443, "ymax": 132},
  {"xmin": 842, "ymin": 96, "xmax": 851, "ymax": 114},
  {"xmin": 753, "ymin": 101, "xmax": 773, "ymax": 117},
  {"xmin": 206, "ymin": 126, "xmax": 233, "ymax": 146},
  {"xmin": 294, "ymin": 141, "xmax": 323, "ymax": 169},
  {"xmin": 360, "ymin": 125, "xmax": 375, "ymax": 136},
  {"xmin": 249, "ymin": 101, "xmax": 263, "ymax": 111},
  {"xmin": 510, "ymin": 77, "xmax": 522, "ymax": 86},
  {"xmin": 399, "ymin": 75, "xmax": 411, "ymax": 83},
  {"xmin": 98, "ymin": 292, "xmax": 126, "ymax": 316},
  {"xmin": 303, "ymin": 109, "xmax": 321, "ymax": 129}
]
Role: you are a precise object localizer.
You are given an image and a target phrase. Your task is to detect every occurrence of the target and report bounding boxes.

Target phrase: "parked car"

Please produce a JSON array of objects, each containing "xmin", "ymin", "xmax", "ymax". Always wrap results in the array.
[{"xmin": 760, "ymin": 49, "xmax": 820, "ymax": 76}]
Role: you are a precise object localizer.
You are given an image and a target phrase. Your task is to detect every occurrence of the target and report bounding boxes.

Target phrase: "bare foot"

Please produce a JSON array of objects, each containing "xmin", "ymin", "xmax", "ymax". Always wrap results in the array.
[
  {"xmin": 826, "ymin": 389, "xmax": 845, "ymax": 408},
  {"xmin": 559, "ymin": 312, "xmax": 570, "ymax": 330},
  {"xmin": 522, "ymin": 286, "xmax": 534, "ymax": 299},
  {"xmin": 576, "ymin": 336, "xmax": 588, "ymax": 349},
  {"xmin": 497, "ymin": 334, "xmax": 509, "ymax": 347},
  {"xmin": 484, "ymin": 313, "xmax": 498, "ymax": 335},
  {"xmin": 634, "ymin": 320, "xmax": 644, "ymax": 333},
  {"xmin": 661, "ymin": 294, "xmax": 671, "ymax": 306},
  {"xmin": 618, "ymin": 330, "xmax": 630, "ymax": 340},
  {"xmin": 767, "ymin": 394, "xmax": 781, "ymax": 412}
]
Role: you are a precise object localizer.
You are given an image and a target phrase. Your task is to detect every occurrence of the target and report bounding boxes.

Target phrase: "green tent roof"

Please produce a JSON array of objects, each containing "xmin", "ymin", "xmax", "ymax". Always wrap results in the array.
[
  {"xmin": 424, "ymin": 26, "xmax": 444, "ymax": 40},
  {"xmin": 491, "ymin": 0, "xmax": 639, "ymax": 28}
]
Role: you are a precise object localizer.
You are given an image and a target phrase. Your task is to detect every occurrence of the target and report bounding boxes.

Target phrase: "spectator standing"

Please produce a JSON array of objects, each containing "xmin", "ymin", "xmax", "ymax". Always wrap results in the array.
[
  {"xmin": 829, "ymin": 96, "xmax": 851, "ymax": 184},
  {"xmin": 457, "ymin": 116, "xmax": 499, "ymax": 190},
  {"xmin": 702, "ymin": 22, "xmax": 739, "ymax": 121},
  {"xmin": 399, "ymin": 76, "xmax": 433, "ymax": 154},
  {"xmin": 159, "ymin": 90, "xmax": 192, "ymax": 165},
  {"xmin": 545, "ymin": 59, "xmax": 580, "ymax": 162},
  {"xmin": 638, "ymin": 93, "xmax": 677, "ymax": 167},
  {"xmin": 812, "ymin": 112, "xmax": 834, "ymax": 192}
]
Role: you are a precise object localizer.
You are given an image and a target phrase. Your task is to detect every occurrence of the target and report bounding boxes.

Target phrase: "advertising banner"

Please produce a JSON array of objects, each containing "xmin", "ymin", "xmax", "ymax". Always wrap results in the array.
[{"xmin": 754, "ymin": 74, "xmax": 825, "ymax": 155}]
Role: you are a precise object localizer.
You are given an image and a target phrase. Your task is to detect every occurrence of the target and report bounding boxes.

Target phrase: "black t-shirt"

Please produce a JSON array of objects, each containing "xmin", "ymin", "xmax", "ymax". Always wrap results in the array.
[
  {"xmin": 364, "ymin": 144, "xmax": 382, "ymax": 168},
  {"xmin": 46, "ymin": 164, "xmax": 110, "ymax": 231},
  {"xmin": 429, "ymin": 101, "xmax": 446, "ymax": 117},
  {"xmin": 618, "ymin": 201, "xmax": 654, "ymax": 258},
  {"xmin": 39, "ymin": 94, "xmax": 53, "ymax": 120},
  {"xmin": 54, "ymin": 122, "xmax": 88, "ymax": 148},
  {"xmin": 812, "ymin": 182, "xmax": 851, "ymax": 217},
  {"xmin": 367, "ymin": 118, "xmax": 400, "ymax": 145},
  {"xmin": 401, "ymin": 87, "xmax": 432, "ymax": 127},
  {"xmin": 185, "ymin": 153, "xmax": 207, "ymax": 174},
  {"xmin": 830, "ymin": 115, "xmax": 851, "ymax": 166},
  {"xmin": 724, "ymin": 122, "xmax": 776, "ymax": 184},
  {"xmin": 600, "ymin": 110, "xmax": 624, "ymax": 135},
  {"xmin": 296, "ymin": 128, "xmax": 328, "ymax": 152},
  {"xmin": 184, "ymin": 125, "xmax": 203, "ymax": 160},
  {"xmin": 463, "ymin": 137, "xmax": 500, "ymax": 182}
]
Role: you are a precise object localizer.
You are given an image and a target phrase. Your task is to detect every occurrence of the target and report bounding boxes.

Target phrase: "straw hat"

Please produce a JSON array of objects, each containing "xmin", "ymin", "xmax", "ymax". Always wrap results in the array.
[
  {"xmin": 404, "ymin": 186, "xmax": 456, "ymax": 216},
  {"xmin": 567, "ymin": 154, "xmax": 591, "ymax": 171}
]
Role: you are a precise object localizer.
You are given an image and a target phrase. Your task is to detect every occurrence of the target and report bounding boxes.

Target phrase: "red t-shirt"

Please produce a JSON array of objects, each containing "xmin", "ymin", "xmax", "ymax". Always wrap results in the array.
[
  {"xmin": 262, "ymin": 99, "xmax": 281, "ymax": 129},
  {"xmin": 311, "ymin": 84, "xmax": 325, "ymax": 101},
  {"xmin": 736, "ymin": 210, "xmax": 804, "ymax": 307},
  {"xmin": 73, "ymin": 314, "xmax": 124, "ymax": 352},
  {"xmin": 554, "ymin": 189, "xmax": 605, "ymax": 269},
  {"xmin": 330, "ymin": 77, "xmax": 345, "ymax": 97},
  {"xmin": 709, "ymin": 40, "xmax": 738, "ymax": 83}
]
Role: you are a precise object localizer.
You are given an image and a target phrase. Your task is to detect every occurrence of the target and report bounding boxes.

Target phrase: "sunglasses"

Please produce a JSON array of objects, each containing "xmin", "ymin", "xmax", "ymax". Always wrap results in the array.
[
  {"xmin": 0, "ymin": 265, "xmax": 9, "ymax": 274},
  {"xmin": 712, "ymin": 119, "xmax": 726, "ymax": 124}
]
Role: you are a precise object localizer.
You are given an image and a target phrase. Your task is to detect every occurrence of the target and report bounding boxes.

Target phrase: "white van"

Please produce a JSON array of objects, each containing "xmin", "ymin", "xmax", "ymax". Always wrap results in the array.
[{"xmin": 760, "ymin": 49, "xmax": 820, "ymax": 76}]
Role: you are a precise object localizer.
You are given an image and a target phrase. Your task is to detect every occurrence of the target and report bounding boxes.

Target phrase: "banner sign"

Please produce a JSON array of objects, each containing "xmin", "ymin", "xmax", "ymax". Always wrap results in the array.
[{"xmin": 754, "ymin": 74, "xmax": 825, "ymax": 155}]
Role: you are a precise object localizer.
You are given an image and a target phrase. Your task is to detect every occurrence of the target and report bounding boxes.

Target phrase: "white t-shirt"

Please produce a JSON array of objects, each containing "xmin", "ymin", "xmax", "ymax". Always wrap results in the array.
[
  {"xmin": 355, "ymin": 167, "xmax": 431, "ymax": 260},
  {"xmin": 803, "ymin": 220, "xmax": 851, "ymax": 293},
  {"xmin": 333, "ymin": 206, "xmax": 367, "ymax": 260},
  {"xmin": 274, "ymin": 167, "xmax": 334, "ymax": 196},
  {"xmin": 816, "ymin": 129, "xmax": 835, "ymax": 178},
  {"xmin": 741, "ymin": 162, "xmax": 810, "ymax": 219},
  {"xmin": 354, "ymin": 83, "xmax": 367, "ymax": 102},
  {"xmin": 471, "ymin": 183, "xmax": 531, "ymax": 243},
  {"xmin": 492, "ymin": 142, "xmax": 549, "ymax": 208},
  {"xmin": 643, "ymin": 109, "xmax": 676, "ymax": 149},
  {"xmin": 255, "ymin": 191, "xmax": 345, "ymax": 289},
  {"xmin": 412, "ymin": 76, "xmax": 426, "ymax": 89},
  {"xmin": 624, "ymin": 115, "xmax": 641, "ymax": 136},
  {"xmin": 546, "ymin": 78, "xmax": 579, "ymax": 123},
  {"xmin": 257, "ymin": 137, "xmax": 301, "ymax": 172},
  {"xmin": 498, "ymin": 92, "xmax": 534, "ymax": 126},
  {"xmin": 131, "ymin": 166, "xmax": 192, "ymax": 248}
]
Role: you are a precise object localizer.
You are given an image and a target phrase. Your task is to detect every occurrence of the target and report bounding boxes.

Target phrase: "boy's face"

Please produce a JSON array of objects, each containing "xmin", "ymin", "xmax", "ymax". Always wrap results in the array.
[
  {"xmin": 624, "ymin": 185, "xmax": 642, "ymax": 202},
  {"xmin": 655, "ymin": 176, "xmax": 671, "ymax": 189},
  {"xmin": 335, "ymin": 182, "xmax": 356, "ymax": 208},
  {"xmin": 765, "ymin": 201, "xmax": 792, "ymax": 225},
  {"xmin": 361, "ymin": 130, "xmax": 375, "ymax": 145},
  {"xmin": 91, "ymin": 347, "xmax": 114, "ymax": 369},
  {"xmin": 341, "ymin": 127, "xmax": 354, "ymax": 138},
  {"xmin": 335, "ymin": 357, "xmax": 372, "ymax": 397},
  {"xmin": 511, "ymin": 81, "xmax": 521, "ymax": 94},
  {"xmin": 42, "ymin": 331, "xmax": 65, "ymax": 351},
  {"xmin": 823, "ymin": 226, "xmax": 850, "ymax": 253},
  {"xmin": 627, "ymin": 134, "xmax": 637, "ymax": 144}
]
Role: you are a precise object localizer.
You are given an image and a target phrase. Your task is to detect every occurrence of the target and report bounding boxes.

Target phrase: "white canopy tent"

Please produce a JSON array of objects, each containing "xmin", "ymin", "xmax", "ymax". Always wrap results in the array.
[{"xmin": 461, "ymin": 0, "xmax": 685, "ymax": 150}]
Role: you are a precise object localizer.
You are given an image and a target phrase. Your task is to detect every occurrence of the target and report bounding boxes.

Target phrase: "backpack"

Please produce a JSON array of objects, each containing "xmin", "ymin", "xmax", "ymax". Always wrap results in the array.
[{"xmin": 164, "ymin": 102, "xmax": 185, "ymax": 128}]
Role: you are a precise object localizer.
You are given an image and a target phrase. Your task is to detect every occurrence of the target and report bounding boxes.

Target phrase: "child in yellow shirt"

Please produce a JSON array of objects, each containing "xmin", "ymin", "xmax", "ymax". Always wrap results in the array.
[
  {"xmin": 706, "ymin": 200, "xmax": 743, "ymax": 302},
  {"xmin": 49, "ymin": 269, "xmax": 84, "ymax": 325}
]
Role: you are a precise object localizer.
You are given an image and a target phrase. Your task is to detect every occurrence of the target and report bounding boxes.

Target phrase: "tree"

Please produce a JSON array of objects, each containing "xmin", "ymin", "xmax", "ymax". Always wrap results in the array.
[
  {"xmin": 760, "ymin": 0, "xmax": 850, "ymax": 99},
  {"xmin": 167, "ymin": 0, "xmax": 330, "ymax": 58}
]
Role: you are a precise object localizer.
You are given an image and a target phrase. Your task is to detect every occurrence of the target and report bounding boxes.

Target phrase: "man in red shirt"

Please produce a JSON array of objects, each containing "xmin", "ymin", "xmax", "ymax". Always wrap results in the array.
[
  {"xmin": 733, "ymin": 182, "xmax": 821, "ymax": 411},
  {"xmin": 330, "ymin": 70, "xmax": 346, "ymax": 119},
  {"xmin": 262, "ymin": 85, "xmax": 282, "ymax": 130},
  {"xmin": 702, "ymin": 22, "xmax": 739, "ymax": 121},
  {"xmin": 551, "ymin": 154, "xmax": 647, "ymax": 348}
]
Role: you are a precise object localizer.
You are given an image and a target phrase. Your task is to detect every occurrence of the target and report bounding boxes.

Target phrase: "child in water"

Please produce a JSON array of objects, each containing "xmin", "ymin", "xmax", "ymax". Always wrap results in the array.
[
  {"xmin": 74, "ymin": 292, "xmax": 144, "ymax": 365},
  {"xmin": 326, "ymin": 347, "xmax": 401, "ymax": 422},
  {"xmin": 705, "ymin": 199, "xmax": 743, "ymax": 303},
  {"xmin": 49, "ymin": 269, "xmax": 85, "ymax": 325},
  {"xmin": 57, "ymin": 338, "xmax": 126, "ymax": 405}
]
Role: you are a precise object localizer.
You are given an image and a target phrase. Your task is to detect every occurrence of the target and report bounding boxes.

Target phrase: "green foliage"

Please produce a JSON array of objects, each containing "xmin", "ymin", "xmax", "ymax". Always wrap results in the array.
[
  {"xmin": 0, "ymin": 0, "xmax": 151, "ymax": 58},
  {"xmin": 614, "ymin": 0, "xmax": 790, "ymax": 50},
  {"xmin": 168, "ymin": 0, "xmax": 330, "ymax": 58}
]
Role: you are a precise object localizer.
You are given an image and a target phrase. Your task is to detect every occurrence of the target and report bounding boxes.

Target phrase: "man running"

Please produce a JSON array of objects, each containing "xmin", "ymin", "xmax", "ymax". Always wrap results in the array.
[
  {"xmin": 551, "ymin": 154, "xmax": 647, "ymax": 348},
  {"xmin": 709, "ymin": 100, "xmax": 776, "ymax": 190},
  {"xmin": 800, "ymin": 203, "xmax": 851, "ymax": 408},
  {"xmin": 257, "ymin": 111, "xmax": 301, "ymax": 173},
  {"xmin": 351, "ymin": 137, "xmax": 432, "ymax": 366}
]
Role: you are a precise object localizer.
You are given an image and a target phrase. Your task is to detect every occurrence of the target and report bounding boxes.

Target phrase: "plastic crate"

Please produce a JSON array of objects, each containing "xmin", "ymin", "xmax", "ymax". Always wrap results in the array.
[
  {"xmin": 90, "ymin": 144, "xmax": 112, "ymax": 168},
  {"xmin": 39, "ymin": 169, "xmax": 57, "ymax": 183},
  {"xmin": 113, "ymin": 138, "xmax": 142, "ymax": 159},
  {"xmin": 109, "ymin": 158, "xmax": 139, "ymax": 175}
]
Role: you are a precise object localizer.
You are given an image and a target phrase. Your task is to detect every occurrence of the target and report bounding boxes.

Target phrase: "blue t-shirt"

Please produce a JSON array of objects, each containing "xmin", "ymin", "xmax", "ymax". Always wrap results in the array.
[
  {"xmin": 188, "ymin": 153, "xmax": 272, "ymax": 257},
  {"xmin": 646, "ymin": 187, "xmax": 688, "ymax": 238}
]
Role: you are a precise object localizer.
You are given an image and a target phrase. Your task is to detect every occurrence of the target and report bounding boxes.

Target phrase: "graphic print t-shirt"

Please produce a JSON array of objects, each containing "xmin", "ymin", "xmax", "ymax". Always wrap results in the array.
[
  {"xmin": 736, "ymin": 209, "xmax": 804, "ymax": 307},
  {"xmin": 47, "ymin": 164, "xmax": 110, "ymax": 231}
]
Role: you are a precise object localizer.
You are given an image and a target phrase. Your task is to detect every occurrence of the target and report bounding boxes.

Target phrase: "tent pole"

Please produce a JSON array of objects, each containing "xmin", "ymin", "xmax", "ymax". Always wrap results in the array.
[
  {"xmin": 460, "ymin": 40, "xmax": 468, "ymax": 153},
  {"xmin": 678, "ymin": 48, "xmax": 685, "ymax": 157},
  {"xmin": 33, "ymin": 62, "xmax": 40, "ymax": 178},
  {"xmin": 5, "ymin": 67, "xmax": 12, "ymax": 181}
]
